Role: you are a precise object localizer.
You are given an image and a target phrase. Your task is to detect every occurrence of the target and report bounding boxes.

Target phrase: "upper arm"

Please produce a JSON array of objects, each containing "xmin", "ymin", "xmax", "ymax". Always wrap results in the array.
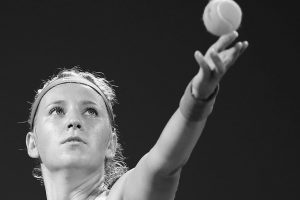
[
  {"xmin": 106, "ymin": 82, "xmax": 214, "ymax": 200},
  {"xmin": 108, "ymin": 153, "xmax": 182, "ymax": 200}
]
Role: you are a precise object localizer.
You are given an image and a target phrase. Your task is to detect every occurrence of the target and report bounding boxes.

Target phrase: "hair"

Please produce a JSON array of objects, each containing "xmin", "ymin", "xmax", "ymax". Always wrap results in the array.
[{"xmin": 28, "ymin": 67, "xmax": 128, "ymax": 190}]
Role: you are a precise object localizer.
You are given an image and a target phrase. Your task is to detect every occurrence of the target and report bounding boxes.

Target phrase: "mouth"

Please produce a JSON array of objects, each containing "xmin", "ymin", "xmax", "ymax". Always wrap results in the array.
[{"xmin": 61, "ymin": 136, "xmax": 87, "ymax": 144}]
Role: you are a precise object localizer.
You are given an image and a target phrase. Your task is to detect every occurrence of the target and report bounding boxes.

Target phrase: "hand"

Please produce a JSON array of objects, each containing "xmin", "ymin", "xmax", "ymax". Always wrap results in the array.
[{"xmin": 192, "ymin": 31, "xmax": 248, "ymax": 99}]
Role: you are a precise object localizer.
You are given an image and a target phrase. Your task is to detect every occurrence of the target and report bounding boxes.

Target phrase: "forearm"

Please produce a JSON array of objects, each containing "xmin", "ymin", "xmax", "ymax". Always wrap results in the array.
[
  {"xmin": 121, "ymin": 32, "xmax": 247, "ymax": 200},
  {"xmin": 149, "ymin": 110, "xmax": 207, "ymax": 174},
  {"xmin": 146, "ymin": 82, "xmax": 218, "ymax": 175}
]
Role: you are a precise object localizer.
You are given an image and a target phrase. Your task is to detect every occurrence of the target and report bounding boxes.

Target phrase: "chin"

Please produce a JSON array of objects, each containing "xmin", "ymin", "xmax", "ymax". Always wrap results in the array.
[
  {"xmin": 59, "ymin": 155, "xmax": 102, "ymax": 170},
  {"xmin": 44, "ymin": 148, "xmax": 105, "ymax": 172}
]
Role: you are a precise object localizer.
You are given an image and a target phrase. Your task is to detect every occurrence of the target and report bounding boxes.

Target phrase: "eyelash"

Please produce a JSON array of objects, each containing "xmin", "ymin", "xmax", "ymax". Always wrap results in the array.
[
  {"xmin": 48, "ymin": 106, "xmax": 98, "ymax": 116},
  {"xmin": 49, "ymin": 106, "xmax": 65, "ymax": 115},
  {"xmin": 85, "ymin": 107, "xmax": 98, "ymax": 116}
]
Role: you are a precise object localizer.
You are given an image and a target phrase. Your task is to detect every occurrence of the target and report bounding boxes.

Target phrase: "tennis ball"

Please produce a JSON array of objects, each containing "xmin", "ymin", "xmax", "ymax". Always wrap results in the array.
[{"xmin": 203, "ymin": 0, "xmax": 242, "ymax": 36}]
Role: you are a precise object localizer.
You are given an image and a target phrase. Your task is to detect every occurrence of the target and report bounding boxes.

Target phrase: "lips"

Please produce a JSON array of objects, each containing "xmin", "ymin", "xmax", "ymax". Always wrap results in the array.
[{"xmin": 61, "ymin": 136, "xmax": 86, "ymax": 144}]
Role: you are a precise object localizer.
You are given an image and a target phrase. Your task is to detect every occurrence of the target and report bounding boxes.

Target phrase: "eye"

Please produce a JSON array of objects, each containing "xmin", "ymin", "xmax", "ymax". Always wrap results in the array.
[
  {"xmin": 84, "ymin": 107, "xmax": 98, "ymax": 117},
  {"xmin": 49, "ymin": 106, "xmax": 65, "ymax": 116}
]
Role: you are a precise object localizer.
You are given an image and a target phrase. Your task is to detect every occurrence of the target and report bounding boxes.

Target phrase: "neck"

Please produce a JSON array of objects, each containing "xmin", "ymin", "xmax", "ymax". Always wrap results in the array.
[{"xmin": 41, "ymin": 164, "xmax": 105, "ymax": 200}]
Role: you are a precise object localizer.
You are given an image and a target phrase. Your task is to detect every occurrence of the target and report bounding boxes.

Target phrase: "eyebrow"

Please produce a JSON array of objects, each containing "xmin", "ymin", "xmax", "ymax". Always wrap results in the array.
[
  {"xmin": 46, "ymin": 100, "xmax": 99, "ymax": 108},
  {"xmin": 81, "ymin": 100, "xmax": 98, "ymax": 106},
  {"xmin": 46, "ymin": 100, "xmax": 65, "ymax": 108}
]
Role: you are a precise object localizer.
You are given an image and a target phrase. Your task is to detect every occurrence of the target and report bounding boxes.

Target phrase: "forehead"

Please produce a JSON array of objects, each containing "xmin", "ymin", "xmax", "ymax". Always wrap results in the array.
[{"xmin": 39, "ymin": 83, "xmax": 106, "ymax": 108}]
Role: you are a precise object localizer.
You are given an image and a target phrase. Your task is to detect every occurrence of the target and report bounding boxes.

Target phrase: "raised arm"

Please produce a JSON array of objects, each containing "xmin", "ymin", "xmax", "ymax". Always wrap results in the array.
[
  {"xmin": 113, "ymin": 32, "xmax": 248, "ymax": 200},
  {"xmin": 150, "ymin": 32, "xmax": 248, "ymax": 174}
]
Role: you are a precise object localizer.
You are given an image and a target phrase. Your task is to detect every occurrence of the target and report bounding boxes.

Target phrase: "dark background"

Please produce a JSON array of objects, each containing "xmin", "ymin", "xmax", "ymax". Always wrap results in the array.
[{"xmin": 1, "ymin": 0, "xmax": 299, "ymax": 199}]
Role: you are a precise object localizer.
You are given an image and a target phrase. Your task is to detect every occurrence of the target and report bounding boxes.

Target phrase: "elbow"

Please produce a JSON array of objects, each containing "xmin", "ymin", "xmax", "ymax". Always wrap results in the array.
[{"xmin": 145, "ymin": 148, "xmax": 188, "ymax": 178}]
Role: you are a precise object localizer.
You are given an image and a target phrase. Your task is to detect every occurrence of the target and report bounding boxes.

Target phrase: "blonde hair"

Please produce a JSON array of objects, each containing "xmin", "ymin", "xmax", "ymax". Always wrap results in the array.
[{"xmin": 28, "ymin": 67, "xmax": 128, "ymax": 190}]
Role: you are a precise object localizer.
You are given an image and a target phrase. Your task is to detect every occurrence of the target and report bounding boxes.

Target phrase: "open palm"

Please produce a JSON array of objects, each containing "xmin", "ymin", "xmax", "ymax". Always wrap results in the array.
[{"xmin": 192, "ymin": 31, "xmax": 248, "ymax": 99}]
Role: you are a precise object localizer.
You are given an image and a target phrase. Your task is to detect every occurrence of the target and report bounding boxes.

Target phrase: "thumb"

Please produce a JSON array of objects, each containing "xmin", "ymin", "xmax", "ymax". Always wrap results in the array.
[{"xmin": 194, "ymin": 50, "xmax": 213, "ymax": 80}]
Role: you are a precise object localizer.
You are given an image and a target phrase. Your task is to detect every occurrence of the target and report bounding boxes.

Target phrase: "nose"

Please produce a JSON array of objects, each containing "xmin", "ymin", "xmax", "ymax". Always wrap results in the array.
[
  {"xmin": 65, "ymin": 105, "xmax": 83, "ymax": 131},
  {"xmin": 67, "ymin": 120, "xmax": 82, "ymax": 130},
  {"xmin": 66, "ymin": 110, "xmax": 82, "ymax": 130}
]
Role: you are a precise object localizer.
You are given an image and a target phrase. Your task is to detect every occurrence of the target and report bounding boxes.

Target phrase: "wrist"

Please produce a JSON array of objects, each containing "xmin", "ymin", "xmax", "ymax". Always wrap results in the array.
[
  {"xmin": 179, "ymin": 82, "xmax": 219, "ymax": 121},
  {"xmin": 191, "ymin": 85, "xmax": 219, "ymax": 102}
]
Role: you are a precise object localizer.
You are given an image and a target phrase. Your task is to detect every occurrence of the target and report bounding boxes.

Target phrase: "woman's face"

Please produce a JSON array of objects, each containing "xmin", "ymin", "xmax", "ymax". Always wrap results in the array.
[{"xmin": 28, "ymin": 83, "xmax": 113, "ymax": 173}]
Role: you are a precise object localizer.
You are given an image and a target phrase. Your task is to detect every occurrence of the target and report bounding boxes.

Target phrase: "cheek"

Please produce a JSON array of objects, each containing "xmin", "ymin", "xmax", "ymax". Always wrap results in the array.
[
  {"xmin": 34, "ymin": 122, "xmax": 62, "ymax": 159},
  {"xmin": 89, "ymin": 122, "xmax": 111, "ymax": 151}
]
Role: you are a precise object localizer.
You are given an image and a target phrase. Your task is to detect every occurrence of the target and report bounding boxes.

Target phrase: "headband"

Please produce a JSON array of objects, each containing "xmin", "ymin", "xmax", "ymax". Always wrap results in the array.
[{"xmin": 29, "ymin": 76, "xmax": 115, "ymax": 130}]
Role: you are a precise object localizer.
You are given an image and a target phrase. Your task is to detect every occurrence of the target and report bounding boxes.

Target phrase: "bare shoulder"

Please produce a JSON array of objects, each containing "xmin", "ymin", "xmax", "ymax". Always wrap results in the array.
[
  {"xmin": 106, "ymin": 169, "xmax": 134, "ymax": 200},
  {"xmin": 95, "ymin": 190, "xmax": 109, "ymax": 200}
]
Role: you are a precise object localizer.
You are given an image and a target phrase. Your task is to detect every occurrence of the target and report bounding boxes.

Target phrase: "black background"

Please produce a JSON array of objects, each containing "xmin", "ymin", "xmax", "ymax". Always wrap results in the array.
[{"xmin": 1, "ymin": 0, "xmax": 299, "ymax": 199}]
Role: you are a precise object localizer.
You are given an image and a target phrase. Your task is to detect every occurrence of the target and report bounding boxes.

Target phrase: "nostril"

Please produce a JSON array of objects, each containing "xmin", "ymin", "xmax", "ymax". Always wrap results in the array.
[{"xmin": 67, "ymin": 122, "xmax": 81, "ymax": 129}]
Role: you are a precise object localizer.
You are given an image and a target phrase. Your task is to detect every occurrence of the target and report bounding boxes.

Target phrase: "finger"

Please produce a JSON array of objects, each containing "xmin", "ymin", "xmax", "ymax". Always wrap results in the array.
[
  {"xmin": 223, "ymin": 41, "xmax": 248, "ymax": 68},
  {"xmin": 194, "ymin": 50, "xmax": 213, "ymax": 76},
  {"xmin": 240, "ymin": 41, "xmax": 249, "ymax": 55},
  {"xmin": 230, "ymin": 41, "xmax": 243, "ymax": 57},
  {"xmin": 210, "ymin": 49, "xmax": 225, "ymax": 75},
  {"xmin": 210, "ymin": 31, "xmax": 239, "ymax": 53},
  {"xmin": 234, "ymin": 41, "xmax": 249, "ymax": 61}
]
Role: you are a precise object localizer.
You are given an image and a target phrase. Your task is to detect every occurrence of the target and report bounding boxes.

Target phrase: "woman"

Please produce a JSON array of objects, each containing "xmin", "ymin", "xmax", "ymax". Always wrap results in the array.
[{"xmin": 26, "ymin": 31, "xmax": 248, "ymax": 200}]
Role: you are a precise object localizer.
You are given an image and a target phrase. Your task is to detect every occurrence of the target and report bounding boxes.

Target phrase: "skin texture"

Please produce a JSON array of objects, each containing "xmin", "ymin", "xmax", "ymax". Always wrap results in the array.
[
  {"xmin": 112, "ymin": 31, "xmax": 248, "ymax": 200},
  {"xmin": 26, "ymin": 84, "xmax": 116, "ymax": 200},
  {"xmin": 192, "ymin": 31, "xmax": 248, "ymax": 99},
  {"xmin": 26, "ymin": 31, "xmax": 248, "ymax": 200}
]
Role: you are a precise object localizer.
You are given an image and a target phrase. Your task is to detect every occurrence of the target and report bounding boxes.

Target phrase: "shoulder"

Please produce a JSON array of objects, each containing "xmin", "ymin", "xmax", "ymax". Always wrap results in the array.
[
  {"xmin": 95, "ymin": 190, "xmax": 109, "ymax": 200},
  {"xmin": 105, "ymin": 169, "xmax": 134, "ymax": 200}
]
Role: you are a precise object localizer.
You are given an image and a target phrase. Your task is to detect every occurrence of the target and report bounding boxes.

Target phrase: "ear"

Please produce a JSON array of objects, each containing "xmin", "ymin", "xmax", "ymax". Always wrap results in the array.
[
  {"xmin": 26, "ymin": 132, "xmax": 39, "ymax": 158},
  {"xmin": 105, "ymin": 132, "xmax": 117, "ymax": 159}
]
